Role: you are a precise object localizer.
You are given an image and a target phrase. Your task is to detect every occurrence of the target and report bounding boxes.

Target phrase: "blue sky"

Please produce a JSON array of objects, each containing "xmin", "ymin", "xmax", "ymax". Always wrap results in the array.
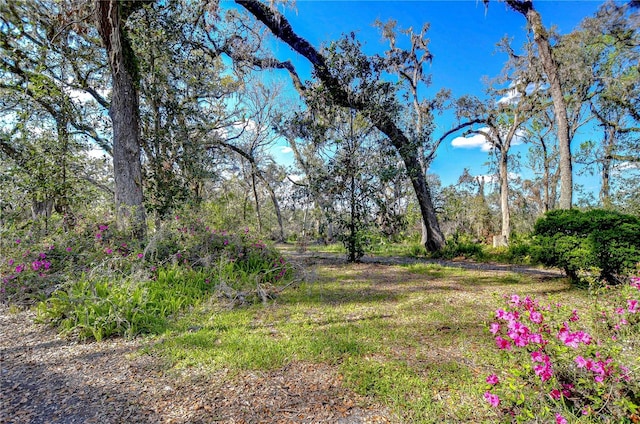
[{"xmin": 236, "ymin": 1, "xmax": 613, "ymax": 192}]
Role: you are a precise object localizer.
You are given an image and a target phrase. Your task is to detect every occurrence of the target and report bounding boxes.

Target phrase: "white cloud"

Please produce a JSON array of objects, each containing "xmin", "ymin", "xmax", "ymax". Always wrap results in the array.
[
  {"xmin": 497, "ymin": 82, "xmax": 544, "ymax": 105},
  {"xmin": 497, "ymin": 89, "xmax": 521, "ymax": 105},
  {"xmin": 476, "ymin": 172, "xmax": 520, "ymax": 185},
  {"xmin": 451, "ymin": 127, "xmax": 526, "ymax": 152},
  {"xmin": 451, "ymin": 127, "xmax": 493, "ymax": 152},
  {"xmin": 512, "ymin": 128, "xmax": 526, "ymax": 146},
  {"xmin": 280, "ymin": 146, "xmax": 293, "ymax": 154}
]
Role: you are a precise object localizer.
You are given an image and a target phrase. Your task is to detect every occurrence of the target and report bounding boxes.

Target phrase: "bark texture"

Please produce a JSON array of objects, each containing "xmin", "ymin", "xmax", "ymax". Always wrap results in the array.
[
  {"xmin": 95, "ymin": 0, "xmax": 146, "ymax": 238},
  {"xmin": 505, "ymin": 0, "xmax": 573, "ymax": 209}
]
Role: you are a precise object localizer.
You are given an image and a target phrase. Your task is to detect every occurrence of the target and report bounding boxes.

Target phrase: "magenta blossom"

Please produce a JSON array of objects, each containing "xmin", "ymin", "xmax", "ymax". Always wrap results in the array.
[
  {"xmin": 529, "ymin": 310, "xmax": 543, "ymax": 324},
  {"xmin": 628, "ymin": 299, "xmax": 638, "ymax": 313},
  {"xmin": 549, "ymin": 389, "xmax": 562, "ymax": 400},
  {"xmin": 489, "ymin": 322, "xmax": 500, "ymax": 334},
  {"xmin": 495, "ymin": 336, "xmax": 512, "ymax": 350},
  {"xmin": 486, "ymin": 374, "xmax": 499, "ymax": 385},
  {"xmin": 555, "ymin": 413, "xmax": 568, "ymax": 424},
  {"xmin": 484, "ymin": 392, "xmax": 500, "ymax": 407}
]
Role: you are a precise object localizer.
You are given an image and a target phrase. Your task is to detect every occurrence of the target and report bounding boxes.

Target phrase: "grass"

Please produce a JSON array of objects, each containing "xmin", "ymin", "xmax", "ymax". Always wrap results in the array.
[{"xmin": 140, "ymin": 251, "xmax": 601, "ymax": 422}]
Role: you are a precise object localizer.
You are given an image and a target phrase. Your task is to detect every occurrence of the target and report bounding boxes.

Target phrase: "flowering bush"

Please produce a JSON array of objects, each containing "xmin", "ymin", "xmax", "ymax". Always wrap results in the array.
[
  {"xmin": 483, "ymin": 278, "xmax": 640, "ymax": 422},
  {"xmin": 0, "ymin": 220, "xmax": 147, "ymax": 304},
  {"xmin": 0, "ymin": 242, "xmax": 54, "ymax": 303},
  {"xmin": 1, "ymin": 213, "xmax": 293, "ymax": 306}
]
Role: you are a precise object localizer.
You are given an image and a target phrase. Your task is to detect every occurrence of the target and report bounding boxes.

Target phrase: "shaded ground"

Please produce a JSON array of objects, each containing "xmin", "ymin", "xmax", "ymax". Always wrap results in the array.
[
  {"xmin": 1, "ymin": 250, "xmax": 563, "ymax": 423},
  {"xmin": 283, "ymin": 246, "xmax": 564, "ymax": 279},
  {"xmin": 0, "ymin": 306, "xmax": 393, "ymax": 423}
]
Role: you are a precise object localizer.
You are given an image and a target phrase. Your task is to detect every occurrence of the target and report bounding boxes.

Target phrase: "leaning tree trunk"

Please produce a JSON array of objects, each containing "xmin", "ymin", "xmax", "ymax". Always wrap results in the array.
[
  {"xmin": 95, "ymin": 0, "xmax": 146, "ymax": 238},
  {"xmin": 506, "ymin": 1, "xmax": 572, "ymax": 209},
  {"xmin": 235, "ymin": 0, "xmax": 445, "ymax": 251},
  {"xmin": 257, "ymin": 172, "xmax": 285, "ymax": 242}
]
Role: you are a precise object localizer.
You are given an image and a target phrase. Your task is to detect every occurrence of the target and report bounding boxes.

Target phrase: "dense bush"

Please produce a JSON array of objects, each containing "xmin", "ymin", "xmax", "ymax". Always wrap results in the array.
[
  {"xmin": 431, "ymin": 233, "xmax": 486, "ymax": 261},
  {"xmin": 2, "ymin": 210, "xmax": 294, "ymax": 340},
  {"xmin": 483, "ymin": 277, "xmax": 640, "ymax": 422},
  {"xmin": 532, "ymin": 209, "xmax": 640, "ymax": 284}
]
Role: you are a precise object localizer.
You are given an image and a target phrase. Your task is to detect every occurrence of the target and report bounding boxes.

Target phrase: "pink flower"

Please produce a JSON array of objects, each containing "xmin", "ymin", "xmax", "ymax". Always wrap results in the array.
[
  {"xmin": 528, "ymin": 333, "xmax": 544, "ymax": 344},
  {"xmin": 484, "ymin": 392, "xmax": 500, "ymax": 407},
  {"xmin": 15, "ymin": 239, "xmax": 20, "ymax": 244},
  {"xmin": 96, "ymin": 233, "xmax": 102, "ymax": 239},
  {"xmin": 65, "ymin": 247, "xmax": 72, "ymax": 252},
  {"xmin": 489, "ymin": 322, "xmax": 500, "ymax": 334},
  {"xmin": 575, "ymin": 356, "xmax": 588, "ymax": 368},
  {"xmin": 8, "ymin": 259, "xmax": 14, "ymax": 266},
  {"xmin": 628, "ymin": 299, "xmax": 638, "ymax": 313},
  {"xmin": 555, "ymin": 413, "xmax": 568, "ymax": 424},
  {"xmin": 99, "ymin": 225, "xmax": 109, "ymax": 232},
  {"xmin": 38, "ymin": 252, "xmax": 46, "ymax": 259},
  {"xmin": 486, "ymin": 374, "xmax": 499, "ymax": 385},
  {"xmin": 569, "ymin": 309, "xmax": 579, "ymax": 322},
  {"xmin": 534, "ymin": 362, "xmax": 553, "ymax": 382},
  {"xmin": 105, "ymin": 248, "xmax": 113, "ymax": 254},
  {"xmin": 15, "ymin": 264, "xmax": 24, "ymax": 273},
  {"xmin": 510, "ymin": 294, "xmax": 521, "ymax": 306},
  {"xmin": 495, "ymin": 336, "xmax": 512, "ymax": 350},
  {"xmin": 529, "ymin": 310, "xmax": 543, "ymax": 324},
  {"xmin": 549, "ymin": 389, "xmax": 562, "ymax": 400},
  {"xmin": 531, "ymin": 350, "xmax": 547, "ymax": 363},
  {"xmin": 137, "ymin": 253, "xmax": 144, "ymax": 259}
]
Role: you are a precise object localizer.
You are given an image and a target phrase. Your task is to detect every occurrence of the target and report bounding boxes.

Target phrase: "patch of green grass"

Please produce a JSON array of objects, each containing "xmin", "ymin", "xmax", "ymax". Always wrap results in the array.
[
  {"xmin": 401, "ymin": 263, "xmax": 460, "ymax": 278},
  {"xmin": 145, "ymin": 259, "xmax": 600, "ymax": 422}
]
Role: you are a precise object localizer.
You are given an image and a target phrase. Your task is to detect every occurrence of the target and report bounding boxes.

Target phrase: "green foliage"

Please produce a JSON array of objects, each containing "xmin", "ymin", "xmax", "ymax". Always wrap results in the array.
[
  {"xmin": 431, "ymin": 233, "xmax": 486, "ymax": 261},
  {"xmin": 36, "ymin": 277, "xmax": 166, "ymax": 341},
  {"xmin": 485, "ymin": 234, "xmax": 534, "ymax": 265},
  {"xmin": 1, "ymin": 206, "xmax": 295, "ymax": 340},
  {"xmin": 484, "ymin": 280, "xmax": 640, "ymax": 422},
  {"xmin": 532, "ymin": 209, "xmax": 640, "ymax": 283}
]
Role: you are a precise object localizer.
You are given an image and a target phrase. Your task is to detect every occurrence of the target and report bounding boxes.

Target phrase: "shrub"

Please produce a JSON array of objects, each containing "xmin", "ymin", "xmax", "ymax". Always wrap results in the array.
[
  {"xmin": 532, "ymin": 209, "xmax": 640, "ymax": 284},
  {"xmin": 36, "ymin": 277, "xmax": 166, "ymax": 341},
  {"xmin": 432, "ymin": 233, "xmax": 486, "ymax": 261},
  {"xmin": 483, "ymin": 278, "xmax": 640, "ymax": 422},
  {"xmin": 16, "ymin": 209, "xmax": 296, "ymax": 341}
]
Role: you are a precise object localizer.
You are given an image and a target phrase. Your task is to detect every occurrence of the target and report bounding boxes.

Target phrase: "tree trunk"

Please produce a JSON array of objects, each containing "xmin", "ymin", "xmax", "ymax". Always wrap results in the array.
[
  {"xmin": 257, "ymin": 172, "xmax": 285, "ymax": 242},
  {"xmin": 251, "ymin": 170, "xmax": 263, "ymax": 233},
  {"xmin": 499, "ymin": 150, "xmax": 510, "ymax": 241},
  {"xmin": 506, "ymin": 1, "xmax": 573, "ymax": 209},
  {"xmin": 600, "ymin": 127, "xmax": 615, "ymax": 209},
  {"xmin": 95, "ymin": 0, "xmax": 146, "ymax": 238}
]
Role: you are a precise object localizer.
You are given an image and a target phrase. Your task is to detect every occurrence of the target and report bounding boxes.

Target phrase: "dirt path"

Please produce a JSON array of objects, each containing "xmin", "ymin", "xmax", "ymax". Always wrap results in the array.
[
  {"xmin": 0, "ymin": 305, "xmax": 393, "ymax": 424},
  {"xmin": 0, "ymin": 252, "xmax": 562, "ymax": 424}
]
